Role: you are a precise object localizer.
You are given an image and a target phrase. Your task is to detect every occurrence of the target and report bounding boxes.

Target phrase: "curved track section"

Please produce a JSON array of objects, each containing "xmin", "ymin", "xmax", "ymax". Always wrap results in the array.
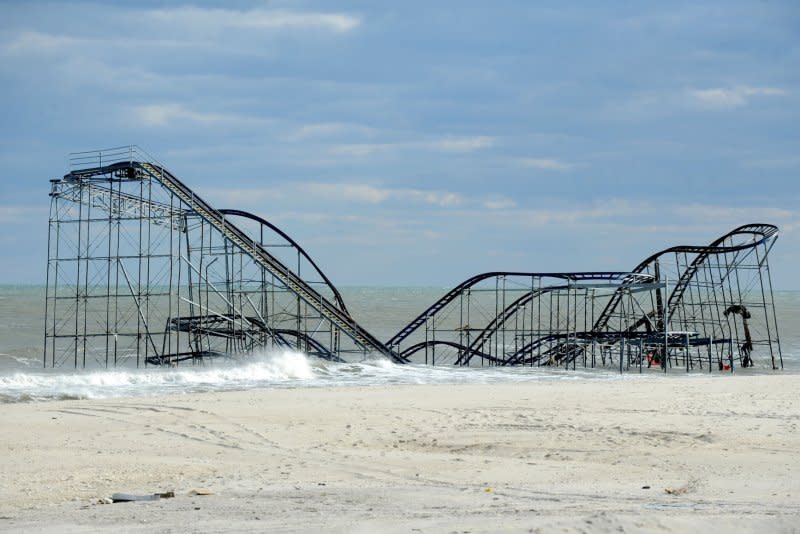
[
  {"xmin": 400, "ymin": 340, "xmax": 502, "ymax": 366},
  {"xmin": 527, "ymin": 224, "xmax": 780, "ymax": 369},
  {"xmin": 592, "ymin": 224, "xmax": 778, "ymax": 333},
  {"xmin": 390, "ymin": 272, "xmax": 654, "ymax": 366},
  {"xmin": 387, "ymin": 272, "xmax": 640, "ymax": 350},
  {"xmin": 664, "ymin": 224, "xmax": 777, "ymax": 324},
  {"xmin": 458, "ymin": 287, "xmax": 551, "ymax": 365},
  {"xmin": 218, "ymin": 209, "xmax": 350, "ymax": 316}
]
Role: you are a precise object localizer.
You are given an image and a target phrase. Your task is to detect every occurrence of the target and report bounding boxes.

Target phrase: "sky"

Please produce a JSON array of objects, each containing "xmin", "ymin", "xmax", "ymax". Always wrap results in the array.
[{"xmin": 0, "ymin": 1, "xmax": 798, "ymax": 287}]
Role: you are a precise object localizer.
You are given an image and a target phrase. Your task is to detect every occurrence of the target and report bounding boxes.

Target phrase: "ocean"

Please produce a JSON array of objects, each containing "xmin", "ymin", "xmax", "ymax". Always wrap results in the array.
[{"xmin": 1, "ymin": 285, "xmax": 798, "ymax": 403}]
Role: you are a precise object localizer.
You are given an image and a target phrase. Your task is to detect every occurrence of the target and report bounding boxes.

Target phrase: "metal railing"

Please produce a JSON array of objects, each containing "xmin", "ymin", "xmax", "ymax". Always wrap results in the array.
[{"xmin": 69, "ymin": 145, "xmax": 164, "ymax": 170}]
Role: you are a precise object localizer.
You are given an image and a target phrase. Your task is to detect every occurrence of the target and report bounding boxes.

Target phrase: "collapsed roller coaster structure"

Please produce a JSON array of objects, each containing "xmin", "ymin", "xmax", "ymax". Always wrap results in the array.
[{"xmin": 44, "ymin": 147, "xmax": 783, "ymax": 372}]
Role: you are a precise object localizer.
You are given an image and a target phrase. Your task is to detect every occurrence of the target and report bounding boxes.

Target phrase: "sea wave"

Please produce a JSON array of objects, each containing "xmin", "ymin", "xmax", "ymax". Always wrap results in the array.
[
  {"xmin": 0, "ymin": 349, "xmax": 635, "ymax": 403},
  {"xmin": 0, "ymin": 349, "xmax": 313, "ymax": 403}
]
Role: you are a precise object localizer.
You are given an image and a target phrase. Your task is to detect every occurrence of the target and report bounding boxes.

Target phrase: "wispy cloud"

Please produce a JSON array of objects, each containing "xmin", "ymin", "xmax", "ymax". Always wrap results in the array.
[
  {"xmin": 133, "ymin": 104, "xmax": 269, "ymax": 127},
  {"xmin": 288, "ymin": 122, "xmax": 377, "ymax": 141},
  {"xmin": 485, "ymin": 198, "xmax": 518, "ymax": 210},
  {"xmin": 485, "ymin": 198, "xmax": 800, "ymax": 236},
  {"xmin": 2, "ymin": 31, "xmax": 82, "ymax": 54},
  {"xmin": 673, "ymin": 204, "xmax": 797, "ymax": 228},
  {"xmin": 432, "ymin": 136, "xmax": 495, "ymax": 152},
  {"xmin": 328, "ymin": 143, "xmax": 391, "ymax": 157},
  {"xmin": 262, "ymin": 211, "xmax": 366, "ymax": 225},
  {"xmin": 300, "ymin": 183, "xmax": 463, "ymax": 207},
  {"xmin": 407, "ymin": 190, "xmax": 463, "ymax": 207},
  {"xmin": 199, "ymin": 187, "xmax": 284, "ymax": 207},
  {"xmin": 500, "ymin": 200, "xmax": 643, "ymax": 227},
  {"xmin": 307, "ymin": 184, "xmax": 391, "ymax": 204},
  {"xmin": 330, "ymin": 136, "xmax": 495, "ymax": 157},
  {"xmin": 519, "ymin": 158, "xmax": 573, "ymax": 171},
  {"xmin": 200, "ymin": 182, "xmax": 465, "ymax": 209},
  {"xmin": 603, "ymin": 85, "xmax": 789, "ymax": 121},
  {"xmin": 1, "ymin": 6, "xmax": 360, "ymax": 60},
  {"xmin": 0, "ymin": 206, "xmax": 47, "ymax": 224},
  {"xmin": 145, "ymin": 7, "xmax": 361, "ymax": 33},
  {"xmin": 689, "ymin": 86, "xmax": 787, "ymax": 109}
]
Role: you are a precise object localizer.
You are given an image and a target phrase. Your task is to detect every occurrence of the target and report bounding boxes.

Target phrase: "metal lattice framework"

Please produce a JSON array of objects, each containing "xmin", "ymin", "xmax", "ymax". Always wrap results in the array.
[
  {"xmin": 44, "ymin": 146, "xmax": 782, "ymax": 372},
  {"xmin": 389, "ymin": 226, "xmax": 782, "ymax": 371},
  {"xmin": 44, "ymin": 146, "xmax": 404, "ymax": 368}
]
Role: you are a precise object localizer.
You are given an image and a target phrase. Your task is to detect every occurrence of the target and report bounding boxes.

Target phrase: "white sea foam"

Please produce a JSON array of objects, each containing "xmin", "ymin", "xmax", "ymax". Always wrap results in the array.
[
  {"xmin": 0, "ymin": 348, "xmax": 641, "ymax": 403},
  {"xmin": 0, "ymin": 349, "xmax": 313, "ymax": 402}
]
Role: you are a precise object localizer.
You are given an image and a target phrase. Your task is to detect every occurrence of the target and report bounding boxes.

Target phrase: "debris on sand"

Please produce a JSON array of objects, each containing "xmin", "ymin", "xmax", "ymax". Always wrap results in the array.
[{"xmin": 110, "ymin": 491, "xmax": 175, "ymax": 503}]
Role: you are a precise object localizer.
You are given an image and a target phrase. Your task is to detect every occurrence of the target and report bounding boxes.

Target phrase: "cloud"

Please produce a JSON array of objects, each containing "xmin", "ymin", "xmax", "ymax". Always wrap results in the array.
[
  {"xmin": 689, "ymin": 86, "xmax": 787, "ymax": 109},
  {"xmin": 300, "ymin": 183, "xmax": 463, "ymax": 207},
  {"xmin": 199, "ymin": 187, "xmax": 284, "ymax": 207},
  {"xmin": 2, "ymin": 31, "xmax": 82, "ymax": 54},
  {"xmin": 329, "ymin": 143, "xmax": 392, "ymax": 157},
  {"xmin": 672, "ymin": 204, "xmax": 796, "ymax": 225},
  {"xmin": 330, "ymin": 136, "xmax": 495, "ymax": 157},
  {"xmin": 519, "ymin": 158, "xmax": 573, "ymax": 171},
  {"xmin": 485, "ymin": 198, "xmax": 518, "ymax": 210},
  {"xmin": 133, "ymin": 104, "xmax": 269, "ymax": 127},
  {"xmin": 145, "ymin": 7, "xmax": 361, "ymax": 33},
  {"xmin": 0, "ymin": 206, "xmax": 47, "ymax": 224},
  {"xmin": 1, "ymin": 7, "xmax": 360, "ymax": 61},
  {"xmin": 432, "ymin": 136, "xmax": 495, "ymax": 152},
  {"xmin": 483, "ymin": 198, "xmax": 800, "ymax": 237},
  {"xmin": 313, "ymin": 184, "xmax": 391, "ymax": 204},
  {"xmin": 603, "ymin": 85, "xmax": 788, "ymax": 121},
  {"xmin": 288, "ymin": 122, "xmax": 377, "ymax": 141},
  {"xmin": 406, "ymin": 190, "xmax": 463, "ymax": 207},
  {"xmin": 257, "ymin": 211, "xmax": 366, "ymax": 225}
]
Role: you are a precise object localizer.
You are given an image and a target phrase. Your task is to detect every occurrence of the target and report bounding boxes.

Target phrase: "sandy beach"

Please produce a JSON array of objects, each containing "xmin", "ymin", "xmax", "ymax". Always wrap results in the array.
[{"xmin": 1, "ymin": 374, "xmax": 798, "ymax": 533}]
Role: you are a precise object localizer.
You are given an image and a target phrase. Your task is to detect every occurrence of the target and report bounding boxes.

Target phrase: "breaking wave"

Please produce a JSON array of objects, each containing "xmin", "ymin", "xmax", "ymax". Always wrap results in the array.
[{"xmin": 0, "ymin": 348, "xmax": 630, "ymax": 403}]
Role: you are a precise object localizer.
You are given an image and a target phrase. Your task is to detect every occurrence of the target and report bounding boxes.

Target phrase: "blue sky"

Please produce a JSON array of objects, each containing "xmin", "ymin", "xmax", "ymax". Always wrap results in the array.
[{"xmin": 0, "ymin": 1, "xmax": 798, "ymax": 287}]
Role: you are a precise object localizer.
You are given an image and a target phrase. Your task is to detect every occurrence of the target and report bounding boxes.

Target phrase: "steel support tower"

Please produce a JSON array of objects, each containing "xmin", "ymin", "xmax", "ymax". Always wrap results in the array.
[{"xmin": 44, "ymin": 146, "xmax": 404, "ymax": 368}]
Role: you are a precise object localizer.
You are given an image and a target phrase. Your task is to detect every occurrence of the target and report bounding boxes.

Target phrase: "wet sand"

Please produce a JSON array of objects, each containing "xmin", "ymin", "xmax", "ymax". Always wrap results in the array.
[{"xmin": 1, "ymin": 374, "xmax": 798, "ymax": 532}]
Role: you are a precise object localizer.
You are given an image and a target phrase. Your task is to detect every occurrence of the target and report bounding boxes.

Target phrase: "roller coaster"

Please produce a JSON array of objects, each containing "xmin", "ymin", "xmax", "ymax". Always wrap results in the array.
[{"xmin": 44, "ymin": 146, "xmax": 782, "ymax": 372}]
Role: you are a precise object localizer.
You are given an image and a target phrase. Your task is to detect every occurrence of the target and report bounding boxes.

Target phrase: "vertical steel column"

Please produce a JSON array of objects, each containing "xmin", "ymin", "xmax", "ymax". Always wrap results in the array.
[
  {"xmin": 754, "ymin": 242, "xmax": 777, "ymax": 369},
  {"xmin": 105, "ymin": 180, "xmax": 113, "ymax": 367},
  {"xmin": 44, "ymin": 191, "xmax": 55, "ymax": 367},
  {"xmin": 144, "ymin": 175, "xmax": 153, "ymax": 365},
  {"xmin": 113, "ymin": 191, "xmax": 121, "ymax": 367},
  {"xmin": 763, "ymin": 241, "xmax": 782, "ymax": 369},
  {"xmin": 74, "ymin": 183, "xmax": 83, "ymax": 368}
]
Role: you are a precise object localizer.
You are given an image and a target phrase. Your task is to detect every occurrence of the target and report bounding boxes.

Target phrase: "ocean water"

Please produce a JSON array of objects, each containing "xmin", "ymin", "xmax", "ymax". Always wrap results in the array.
[{"xmin": 1, "ymin": 285, "xmax": 798, "ymax": 403}]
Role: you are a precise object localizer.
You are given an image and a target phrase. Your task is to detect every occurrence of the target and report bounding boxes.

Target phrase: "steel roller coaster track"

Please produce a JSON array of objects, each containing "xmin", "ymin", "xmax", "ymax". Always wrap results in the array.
[
  {"xmin": 44, "ymin": 146, "xmax": 782, "ymax": 372},
  {"xmin": 390, "ymin": 226, "xmax": 781, "ymax": 370}
]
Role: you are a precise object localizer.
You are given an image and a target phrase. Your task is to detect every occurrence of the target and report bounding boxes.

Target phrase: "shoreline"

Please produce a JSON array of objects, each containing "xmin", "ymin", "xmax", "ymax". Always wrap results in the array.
[
  {"xmin": 1, "ymin": 375, "xmax": 798, "ymax": 532},
  {"xmin": 2, "ymin": 357, "xmax": 798, "ymax": 405}
]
